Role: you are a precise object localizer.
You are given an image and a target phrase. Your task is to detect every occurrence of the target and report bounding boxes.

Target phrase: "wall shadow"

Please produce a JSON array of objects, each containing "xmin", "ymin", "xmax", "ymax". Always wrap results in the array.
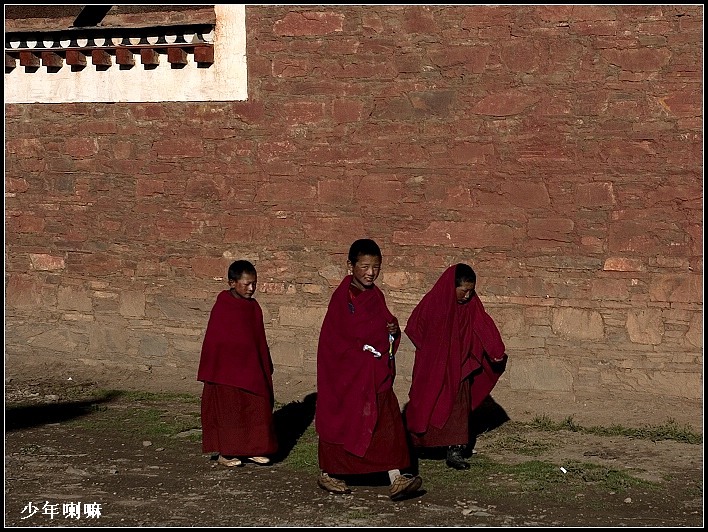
[
  {"xmin": 272, "ymin": 392, "xmax": 317, "ymax": 463},
  {"xmin": 5, "ymin": 390, "xmax": 123, "ymax": 431}
]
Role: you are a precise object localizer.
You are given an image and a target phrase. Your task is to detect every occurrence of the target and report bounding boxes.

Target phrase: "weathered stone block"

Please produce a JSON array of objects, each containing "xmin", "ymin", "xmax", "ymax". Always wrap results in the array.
[
  {"xmin": 29, "ymin": 253, "xmax": 65, "ymax": 271},
  {"xmin": 552, "ymin": 308, "xmax": 604, "ymax": 340},
  {"xmin": 57, "ymin": 286, "xmax": 93, "ymax": 312},
  {"xmin": 626, "ymin": 309, "xmax": 663, "ymax": 345},
  {"xmin": 120, "ymin": 291, "xmax": 146, "ymax": 318},
  {"xmin": 508, "ymin": 357, "xmax": 574, "ymax": 392},
  {"xmin": 279, "ymin": 306, "xmax": 326, "ymax": 328}
]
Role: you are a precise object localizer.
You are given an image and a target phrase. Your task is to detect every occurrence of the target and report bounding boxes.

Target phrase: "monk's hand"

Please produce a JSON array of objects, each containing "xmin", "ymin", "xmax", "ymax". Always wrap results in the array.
[{"xmin": 386, "ymin": 321, "xmax": 400, "ymax": 336}]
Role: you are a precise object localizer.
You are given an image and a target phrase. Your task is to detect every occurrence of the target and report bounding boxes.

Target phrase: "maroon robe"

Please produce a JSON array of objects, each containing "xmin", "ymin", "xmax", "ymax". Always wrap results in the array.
[
  {"xmin": 315, "ymin": 275, "xmax": 407, "ymax": 464},
  {"xmin": 197, "ymin": 290, "xmax": 276, "ymax": 455},
  {"xmin": 405, "ymin": 266, "xmax": 507, "ymax": 437}
]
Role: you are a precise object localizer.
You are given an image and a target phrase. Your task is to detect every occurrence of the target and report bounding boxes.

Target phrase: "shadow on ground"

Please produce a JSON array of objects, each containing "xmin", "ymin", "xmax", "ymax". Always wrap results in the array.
[
  {"xmin": 272, "ymin": 392, "xmax": 317, "ymax": 463},
  {"xmin": 5, "ymin": 390, "xmax": 123, "ymax": 431}
]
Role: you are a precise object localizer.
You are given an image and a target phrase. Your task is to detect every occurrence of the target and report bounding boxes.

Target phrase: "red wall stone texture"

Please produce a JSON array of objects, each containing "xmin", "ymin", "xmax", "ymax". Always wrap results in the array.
[{"xmin": 4, "ymin": 6, "xmax": 703, "ymax": 416}]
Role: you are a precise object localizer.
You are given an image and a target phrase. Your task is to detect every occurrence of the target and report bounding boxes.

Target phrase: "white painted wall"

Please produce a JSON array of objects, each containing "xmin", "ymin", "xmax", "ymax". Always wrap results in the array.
[{"xmin": 4, "ymin": 5, "xmax": 247, "ymax": 103}]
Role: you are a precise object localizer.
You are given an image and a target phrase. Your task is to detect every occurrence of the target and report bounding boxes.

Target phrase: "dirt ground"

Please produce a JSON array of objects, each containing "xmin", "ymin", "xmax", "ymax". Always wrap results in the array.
[{"xmin": 4, "ymin": 373, "xmax": 704, "ymax": 528}]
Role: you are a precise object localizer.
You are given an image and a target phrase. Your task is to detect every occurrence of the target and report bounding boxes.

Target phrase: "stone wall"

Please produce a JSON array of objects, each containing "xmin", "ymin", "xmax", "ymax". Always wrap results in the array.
[{"xmin": 5, "ymin": 6, "xmax": 703, "ymax": 421}]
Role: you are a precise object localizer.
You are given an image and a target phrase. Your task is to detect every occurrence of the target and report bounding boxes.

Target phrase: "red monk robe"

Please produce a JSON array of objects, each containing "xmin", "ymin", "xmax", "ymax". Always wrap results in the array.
[
  {"xmin": 405, "ymin": 265, "xmax": 507, "ymax": 443},
  {"xmin": 315, "ymin": 275, "xmax": 411, "ymax": 474},
  {"xmin": 197, "ymin": 290, "xmax": 277, "ymax": 457}
]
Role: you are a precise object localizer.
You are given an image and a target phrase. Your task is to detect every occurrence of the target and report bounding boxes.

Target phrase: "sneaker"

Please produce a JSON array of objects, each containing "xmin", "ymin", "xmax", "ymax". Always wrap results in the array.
[
  {"xmin": 317, "ymin": 472, "xmax": 351, "ymax": 494},
  {"xmin": 217, "ymin": 455, "xmax": 243, "ymax": 467},
  {"xmin": 446, "ymin": 445, "xmax": 470, "ymax": 470},
  {"xmin": 389, "ymin": 473, "xmax": 423, "ymax": 501}
]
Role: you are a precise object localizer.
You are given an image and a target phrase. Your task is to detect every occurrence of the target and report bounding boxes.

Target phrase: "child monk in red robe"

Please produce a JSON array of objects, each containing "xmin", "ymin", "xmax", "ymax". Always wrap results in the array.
[
  {"xmin": 315, "ymin": 239, "xmax": 423, "ymax": 501},
  {"xmin": 405, "ymin": 263, "xmax": 507, "ymax": 470},
  {"xmin": 197, "ymin": 260, "xmax": 277, "ymax": 467}
]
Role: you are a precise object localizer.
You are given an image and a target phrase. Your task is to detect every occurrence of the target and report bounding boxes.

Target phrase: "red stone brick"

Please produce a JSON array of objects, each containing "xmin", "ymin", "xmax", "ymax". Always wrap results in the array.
[
  {"xmin": 156, "ymin": 221, "xmax": 194, "ymax": 242},
  {"xmin": 650, "ymin": 274, "xmax": 702, "ymax": 303},
  {"xmin": 362, "ymin": 13, "xmax": 383, "ymax": 33},
  {"xmin": 660, "ymin": 90, "xmax": 702, "ymax": 117},
  {"xmin": 272, "ymin": 58, "xmax": 311, "ymax": 77},
  {"xmin": 302, "ymin": 215, "xmax": 366, "ymax": 244},
  {"xmin": 603, "ymin": 257, "xmax": 645, "ymax": 272},
  {"xmin": 403, "ymin": 6, "xmax": 438, "ymax": 33},
  {"xmin": 601, "ymin": 47, "xmax": 671, "ymax": 72},
  {"xmin": 273, "ymin": 11, "xmax": 344, "ymax": 36},
  {"xmin": 332, "ymin": 99, "xmax": 363, "ymax": 123},
  {"xmin": 528, "ymin": 218, "xmax": 574, "ymax": 241},
  {"xmin": 190, "ymin": 257, "xmax": 229, "ymax": 279},
  {"xmin": 536, "ymin": 5, "xmax": 574, "ymax": 22},
  {"xmin": 448, "ymin": 141, "xmax": 495, "ymax": 163},
  {"xmin": 461, "ymin": 5, "xmax": 513, "ymax": 27},
  {"xmin": 575, "ymin": 182, "xmax": 616, "ymax": 207},
  {"xmin": 11, "ymin": 214, "xmax": 46, "ymax": 233},
  {"xmin": 30, "ymin": 253, "xmax": 65, "ymax": 271},
  {"xmin": 5, "ymin": 275, "xmax": 45, "ymax": 308},
  {"xmin": 356, "ymin": 175, "xmax": 403, "ymax": 204},
  {"xmin": 393, "ymin": 221, "xmax": 515, "ymax": 249},
  {"xmin": 153, "ymin": 139, "xmax": 204, "ymax": 158},
  {"xmin": 135, "ymin": 177, "xmax": 165, "ymax": 196},
  {"xmin": 6, "ymin": 177, "xmax": 29, "ymax": 193},
  {"xmin": 472, "ymin": 89, "xmax": 541, "ymax": 117},
  {"xmin": 131, "ymin": 104, "xmax": 167, "ymax": 120},
  {"xmin": 317, "ymin": 178, "xmax": 353, "ymax": 203},
  {"xmin": 64, "ymin": 138, "xmax": 99, "ymax": 158},
  {"xmin": 280, "ymin": 101, "xmax": 326, "ymax": 124},
  {"xmin": 258, "ymin": 182, "xmax": 316, "ymax": 202},
  {"xmin": 257, "ymin": 141, "xmax": 297, "ymax": 162},
  {"xmin": 326, "ymin": 39, "xmax": 360, "ymax": 55},
  {"xmin": 501, "ymin": 182, "xmax": 550, "ymax": 208}
]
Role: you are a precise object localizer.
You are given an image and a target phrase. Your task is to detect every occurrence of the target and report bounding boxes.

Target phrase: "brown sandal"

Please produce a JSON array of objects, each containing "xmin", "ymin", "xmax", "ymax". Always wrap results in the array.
[
  {"xmin": 317, "ymin": 472, "xmax": 351, "ymax": 494},
  {"xmin": 389, "ymin": 473, "xmax": 423, "ymax": 501},
  {"xmin": 217, "ymin": 455, "xmax": 243, "ymax": 467}
]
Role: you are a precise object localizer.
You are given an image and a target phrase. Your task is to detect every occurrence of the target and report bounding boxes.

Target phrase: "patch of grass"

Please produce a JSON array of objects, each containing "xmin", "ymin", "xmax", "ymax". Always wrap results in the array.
[
  {"xmin": 505, "ymin": 459, "xmax": 655, "ymax": 493},
  {"xmin": 529, "ymin": 415, "xmax": 701, "ymax": 444},
  {"xmin": 494, "ymin": 434, "xmax": 553, "ymax": 456},
  {"xmin": 282, "ymin": 425, "xmax": 319, "ymax": 472},
  {"xmin": 588, "ymin": 420, "xmax": 702, "ymax": 444},
  {"xmin": 70, "ymin": 405, "xmax": 201, "ymax": 439},
  {"xmin": 420, "ymin": 453, "xmax": 656, "ymax": 503},
  {"xmin": 106, "ymin": 390, "xmax": 201, "ymax": 404},
  {"xmin": 58, "ymin": 389, "xmax": 203, "ymax": 442},
  {"xmin": 420, "ymin": 452, "xmax": 497, "ymax": 490},
  {"xmin": 528, "ymin": 414, "xmax": 583, "ymax": 433}
]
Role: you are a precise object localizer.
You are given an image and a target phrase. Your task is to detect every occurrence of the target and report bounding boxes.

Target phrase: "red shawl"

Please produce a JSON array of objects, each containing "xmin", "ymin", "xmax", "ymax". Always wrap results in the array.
[
  {"xmin": 405, "ymin": 265, "xmax": 506, "ymax": 435},
  {"xmin": 197, "ymin": 290, "xmax": 274, "ymax": 403},
  {"xmin": 315, "ymin": 275, "xmax": 401, "ymax": 457}
]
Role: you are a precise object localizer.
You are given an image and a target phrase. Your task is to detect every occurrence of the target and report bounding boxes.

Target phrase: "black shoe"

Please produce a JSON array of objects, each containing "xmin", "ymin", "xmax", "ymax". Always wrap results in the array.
[{"xmin": 446, "ymin": 445, "xmax": 470, "ymax": 470}]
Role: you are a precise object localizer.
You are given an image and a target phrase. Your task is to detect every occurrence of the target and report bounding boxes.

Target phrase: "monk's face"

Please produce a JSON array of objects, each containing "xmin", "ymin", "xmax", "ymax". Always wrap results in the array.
[
  {"xmin": 348, "ymin": 254, "xmax": 381, "ymax": 290},
  {"xmin": 229, "ymin": 272, "xmax": 257, "ymax": 299},
  {"xmin": 456, "ymin": 281, "xmax": 476, "ymax": 305}
]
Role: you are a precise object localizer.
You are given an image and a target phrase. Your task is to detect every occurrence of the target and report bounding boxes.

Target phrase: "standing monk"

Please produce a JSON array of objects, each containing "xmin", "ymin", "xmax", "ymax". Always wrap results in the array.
[
  {"xmin": 315, "ymin": 239, "xmax": 423, "ymax": 501},
  {"xmin": 198, "ymin": 260, "xmax": 277, "ymax": 467},
  {"xmin": 405, "ymin": 263, "xmax": 507, "ymax": 470}
]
